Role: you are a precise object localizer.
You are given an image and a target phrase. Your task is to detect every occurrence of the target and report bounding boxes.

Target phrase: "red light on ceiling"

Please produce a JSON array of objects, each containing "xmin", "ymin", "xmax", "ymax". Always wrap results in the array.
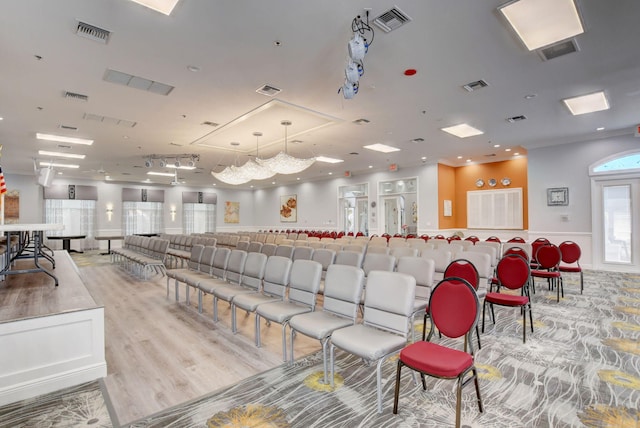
[{"xmin": 404, "ymin": 69, "xmax": 417, "ymax": 76}]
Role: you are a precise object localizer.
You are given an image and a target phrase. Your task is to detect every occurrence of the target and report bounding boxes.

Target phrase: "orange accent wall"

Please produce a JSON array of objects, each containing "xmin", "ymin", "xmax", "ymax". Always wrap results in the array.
[
  {"xmin": 437, "ymin": 158, "xmax": 528, "ymax": 230},
  {"xmin": 438, "ymin": 163, "xmax": 457, "ymax": 229}
]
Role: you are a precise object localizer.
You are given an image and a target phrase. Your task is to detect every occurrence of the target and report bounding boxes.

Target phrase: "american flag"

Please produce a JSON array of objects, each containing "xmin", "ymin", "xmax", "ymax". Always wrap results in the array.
[{"xmin": 0, "ymin": 166, "xmax": 7, "ymax": 194}]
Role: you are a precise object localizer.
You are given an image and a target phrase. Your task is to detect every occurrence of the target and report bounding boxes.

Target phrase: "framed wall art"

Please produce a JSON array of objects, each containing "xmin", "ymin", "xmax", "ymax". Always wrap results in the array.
[
  {"xmin": 224, "ymin": 201, "xmax": 240, "ymax": 223},
  {"xmin": 280, "ymin": 194, "xmax": 297, "ymax": 222},
  {"xmin": 547, "ymin": 187, "xmax": 569, "ymax": 206}
]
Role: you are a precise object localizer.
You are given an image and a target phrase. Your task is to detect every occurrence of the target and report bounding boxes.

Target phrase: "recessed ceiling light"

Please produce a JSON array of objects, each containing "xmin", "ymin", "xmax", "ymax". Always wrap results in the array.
[
  {"xmin": 494, "ymin": 144, "xmax": 501, "ymax": 148},
  {"xmin": 524, "ymin": 94, "xmax": 537, "ymax": 100},
  {"xmin": 38, "ymin": 150, "xmax": 86, "ymax": 159},
  {"xmin": 296, "ymin": 177, "xmax": 300, "ymax": 180},
  {"xmin": 39, "ymin": 161, "xmax": 79, "ymax": 169},
  {"xmin": 187, "ymin": 65, "xmax": 200, "ymax": 72},
  {"xmin": 505, "ymin": 148, "xmax": 512, "ymax": 152},
  {"xmin": 514, "ymin": 152, "xmax": 520, "ymax": 156},
  {"xmin": 596, "ymin": 127, "xmax": 605, "ymax": 131},
  {"xmin": 212, "ymin": 183, "xmax": 217, "ymax": 186},
  {"xmin": 166, "ymin": 164, "xmax": 196, "ymax": 170},
  {"xmin": 57, "ymin": 172, "xmax": 63, "ymax": 175},
  {"xmin": 466, "ymin": 159, "xmax": 472, "ymax": 163},
  {"xmin": 0, "ymin": 117, "xmax": 3, "ymax": 121},
  {"xmin": 328, "ymin": 172, "xmax": 333, "ymax": 175},
  {"xmin": 421, "ymin": 156, "xmax": 427, "ymax": 161},
  {"xmin": 128, "ymin": 0, "xmax": 180, "ymax": 15},
  {"xmin": 563, "ymin": 91, "xmax": 610, "ymax": 115},
  {"xmin": 147, "ymin": 171, "xmax": 175, "ymax": 177},
  {"xmin": 363, "ymin": 143, "xmax": 401, "ymax": 153},
  {"xmin": 498, "ymin": 0, "xmax": 584, "ymax": 51},
  {"xmin": 36, "ymin": 133, "xmax": 93, "ymax": 145},
  {"xmin": 368, "ymin": 165, "xmax": 373, "ymax": 168},
  {"xmin": 271, "ymin": 181, "xmax": 276, "ymax": 185},
  {"xmin": 441, "ymin": 123, "xmax": 484, "ymax": 138},
  {"xmin": 457, "ymin": 156, "xmax": 463, "ymax": 159},
  {"xmin": 316, "ymin": 156, "xmax": 344, "ymax": 164},
  {"xmin": 250, "ymin": 185, "xmax": 254, "ymax": 188}
]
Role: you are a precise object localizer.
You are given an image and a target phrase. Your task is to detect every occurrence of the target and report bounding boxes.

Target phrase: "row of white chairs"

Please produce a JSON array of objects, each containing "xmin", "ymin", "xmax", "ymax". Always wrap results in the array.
[
  {"xmin": 166, "ymin": 245, "xmax": 420, "ymax": 414},
  {"xmin": 111, "ymin": 236, "xmax": 169, "ymax": 279}
]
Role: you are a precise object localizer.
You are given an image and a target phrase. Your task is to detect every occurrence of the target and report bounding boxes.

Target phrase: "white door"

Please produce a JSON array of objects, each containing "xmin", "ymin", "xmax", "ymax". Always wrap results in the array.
[{"xmin": 593, "ymin": 178, "xmax": 640, "ymax": 271}]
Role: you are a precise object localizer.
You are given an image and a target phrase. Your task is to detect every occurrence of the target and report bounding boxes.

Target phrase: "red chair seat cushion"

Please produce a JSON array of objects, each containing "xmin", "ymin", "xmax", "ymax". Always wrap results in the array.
[
  {"xmin": 531, "ymin": 270, "xmax": 560, "ymax": 279},
  {"xmin": 559, "ymin": 266, "xmax": 581, "ymax": 273},
  {"xmin": 399, "ymin": 341, "xmax": 473, "ymax": 378},
  {"xmin": 485, "ymin": 292, "xmax": 529, "ymax": 306}
]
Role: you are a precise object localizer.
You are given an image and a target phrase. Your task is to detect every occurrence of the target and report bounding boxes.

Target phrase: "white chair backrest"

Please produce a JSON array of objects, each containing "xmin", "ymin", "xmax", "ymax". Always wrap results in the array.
[
  {"xmin": 324, "ymin": 243, "xmax": 343, "ymax": 253},
  {"xmin": 362, "ymin": 253, "xmax": 396, "ymax": 276},
  {"xmin": 293, "ymin": 246, "xmax": 314, "ymax": 261},
  {"xmin": 396, "ymin": 256, "xmax": 435, "ymax": 300},
  {"xmin": 343, "ymin": 244, "xmax": 366, "ymax": 253},
  {"xmin": 311, "ymin": 248, "xmax": 336, "ymax": 274},
  {"xmin": 366, "ymin": 246, "xmax": 390, "ymax": 255},
  {"xmin": 247, "ymin": 241, "xmax": 263, "ymax": 253},
  {"xmin": 261, "ymin": 243, "xmax": 277, "ymax": 257},
  {"xmin": 199, "ymin": 246, "xmax": 217, "ymax": 275},
  {"xmin": 475, "ymin": 241, "xmax": 501, "ymax": 265},
  {"xmin": 420, "ymin": 248, "xmax": 452, "ymax": 273},
  {"xmin": 323, "ymin": 264, "xmax": 365, "ymax": 319},
  {"xmin": 293, "ymin": 240, "xmax": 309, "ymax": 247},
  {"xmin": 308, "ymin": 241, "xmax": 325, "ymax": 249},
  {"xmin": 225, "ymin": 250, "xmax": 248, "ymax": 284},
  {"xmin": 187, "ymin": 244, "xmax": 205, "ymax": 269},
  {"xmin": 388, "ymin": 237, "xmax": 408, "ymax": 248},
  {"xmin": 469, "ymin": 244, "xmax": 498, "ymax": 267},
  {"xmin": 241, "ymin": 252, "xmax": 267, "ymax": 291},
  {"xmin": 391, "ymin": 246, "xmax": 419, "ymax": 259},
  {"xmin": 211, "ymin": 247, "xmax": 230, "ymax": 278},
  {"xmin": 236, "ymin": 241, "xmax": 250, "ymax": 251},
  {"xmin": 454, "ymin": 251, "xmax": 492, "ymax": 289},
  {"xmin": 288, "ymin": 260, "xmax": 322, "ymax": 308},
  {"xmin": 502, "ymin": 242, "xmax": 532, "ymax": 262},
  {"xmin": 263, "ymin": 256, "xmax": 292, "ymax": 297},
  {"xmin": 363, "ymin": 271, "xmax": 416, "ymax": 336},
  {"xmin": 274, "ymin": 245, "xmax": 294, "ymax": 259},
  {"xmin": 368, "ymin": 236, "xmax": 388, "ymax": 247},
  {"xmin": 335, "ymin": 250, "xmax": 364, "ymax": 268}
]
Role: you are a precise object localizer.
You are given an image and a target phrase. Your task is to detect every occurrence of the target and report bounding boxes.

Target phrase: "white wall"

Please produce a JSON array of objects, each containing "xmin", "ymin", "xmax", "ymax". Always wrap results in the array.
[{"xmin": 528, "ymin": 133, "xmax": 640, "ymax": 268}]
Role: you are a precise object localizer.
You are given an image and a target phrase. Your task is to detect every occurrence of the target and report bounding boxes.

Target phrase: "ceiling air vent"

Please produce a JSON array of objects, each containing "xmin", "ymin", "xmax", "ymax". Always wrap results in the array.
[
  {"xmin": 538, "ymin": 39, "xmax": 579, "ymax": 61},
  {"xmin": 76, "ymin": 21, "xmax": 110, "ymax": 44},
  {"xmin": 463, "ymin": 80, "xmax": 489, "ymax": 92},
  {"xmin": 507, "ymin": 115, "xmax": 527, "ymax": 123},
  {"xmin": 64, "ymin": 91, "xmax": 88, "ymax": 102},
  {"xmin": 353, "ymin": 118, "xmax": 370, "ymax": 125},
  {"xmin": 201, "ymin": 121, "xmax": 219, "ymax": 127},
  {"xmin": 255, "ymin": 84, "xmax": 282, "ymax": 97},
  {"xmin": 373, "ymin": 6, "xmax": 412, "ymax": 33},
  {"xmin": 59, "ymin": 124, "xmax": 78, "ymax": 131},
  {"xmin": 411, "ymin": 138, "xmax": 424, "ymax": 143}
]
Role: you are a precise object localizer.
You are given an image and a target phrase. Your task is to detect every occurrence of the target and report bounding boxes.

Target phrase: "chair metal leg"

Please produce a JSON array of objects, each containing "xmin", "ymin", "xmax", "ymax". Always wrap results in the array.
[
  {"xmin": 281, "ymin": 323, "xmax": 288, "ymax": 362},
  {"xmin": 522, "ymin": 306, "xmax": 527, "ymax": 343},
  {"xmin": 329, "ymin": 344, "xmax": 336, "ymax": 388},
  {"xmin": 198, "ymin": 290, "xmax": 203, "ymax": 313},
  {"xmin": 393, "ymin": 360, "xmax": 403, "ymax": 414},
  {"xmin": 455, "ymin": 376, "xmax": 463, "ymax": 428},
  {"xmin": 213, "ymin": 296, "xmax": 219, "ymax": 321},
  {"xmin": 580, "ymin": 271, "xmax": 583, "ymax": 294},
  {"xmin": 375, "ymin": 357, "xmax": 385, "ymax": 414},
  {"xmin": 472, "ymin": 366, "xmax": 484, "ymax": 413},
  {"xmin": 231, "ymin": 304, "xmax": 238, "ymax": 334},
  {"xmin": 255, "ymin": 314, "xmax": 262, "ymax": 347}
]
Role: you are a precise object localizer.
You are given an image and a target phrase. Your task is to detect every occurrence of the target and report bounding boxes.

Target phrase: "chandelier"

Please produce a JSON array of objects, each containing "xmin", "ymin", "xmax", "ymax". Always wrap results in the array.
[
  {"xmin": 211, "ymin": 122, "xmax": 315, "ymax": 185},
  {"xmin": 256, "ymin": 120, "xmax": 315, "ymax": 175},
  {"xmin": 238, "ymin": 132, "xmax": 276, "ymax": 180}
]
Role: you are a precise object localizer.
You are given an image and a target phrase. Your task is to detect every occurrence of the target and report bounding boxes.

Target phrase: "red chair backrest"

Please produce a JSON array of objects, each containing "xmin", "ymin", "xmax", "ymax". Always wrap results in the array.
[
  {"xmin": 429, "ymin": 278, "xmax": 479, "ymax": 339},
  {"xmin": 496, "ymin": 254, "xmax": 530, "ymax": 290},
  {"xmin": 531, "ymin": 238, "xmax": 550, "ymax": 262},
  {"xmin": 559, "ymin": 241, "xmax": 581, "ymax": 264},
  {"xmin": 535, "ymin": 244, "xmax": 561, "ymax": 269},
  {"xmin": 420, "ymin": 234, "xmax": 430, "ymax": 242},
  {"xmin": 486, "ymin": 236, "xmax": 501, "ymax": 243},
  {"xmin": 508, "ymin": 237, "xmax": 526, "ymax": 243},
  {"xmin": 444, "ymin": 259, "xmax": 480, "ymax": 290},
  {"xmin": 504, "ymin": 246, "xmax": 529, "ymax": 261},
  {"xmin": 465, "ymin": 236, "xmax": 479, "ymax": 244},
  {"xmin": 434, "ymin": 234, "xmax": 446, "ymax": 240}
]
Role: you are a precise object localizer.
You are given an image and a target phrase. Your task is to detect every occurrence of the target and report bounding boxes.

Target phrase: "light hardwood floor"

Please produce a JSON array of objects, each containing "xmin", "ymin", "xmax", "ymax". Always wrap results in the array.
[{"xmin": 78, "ymin": 257, "xmax": 322, "ymax": 426}]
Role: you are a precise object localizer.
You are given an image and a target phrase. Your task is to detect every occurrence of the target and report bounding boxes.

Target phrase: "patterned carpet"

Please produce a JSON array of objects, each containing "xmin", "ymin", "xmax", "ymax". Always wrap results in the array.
[{"xmin": 1, "ymin": 267, "xmax": 639, "ymax": 427}]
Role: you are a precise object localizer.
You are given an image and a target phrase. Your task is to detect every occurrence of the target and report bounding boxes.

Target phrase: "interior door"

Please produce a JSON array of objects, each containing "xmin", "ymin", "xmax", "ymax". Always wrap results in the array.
[
  {"xmin": 593, "ymin": 178, "xmax": 640, "ymax": 271},
  {"xmin": 382, "ymin": 196, "xmax": 404, "ymax": 235}
]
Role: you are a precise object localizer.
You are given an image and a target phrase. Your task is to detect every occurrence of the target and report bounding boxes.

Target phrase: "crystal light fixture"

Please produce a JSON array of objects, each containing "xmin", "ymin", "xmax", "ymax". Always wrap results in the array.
[
  {"xmin": 239, "ymin": 132, "xmax": 277, "ymax": 180},
  {"xmin": 256, "ymin": 120, "xmax": 315, "ymax": 175},
  {"xmin": 211, "ymin": 142, "xmax": 252, "ymax": 185}
]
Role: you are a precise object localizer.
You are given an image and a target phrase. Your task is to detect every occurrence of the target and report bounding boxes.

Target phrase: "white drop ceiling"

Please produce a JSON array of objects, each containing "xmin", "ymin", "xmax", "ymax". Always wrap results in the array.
[{"xmin": 0, "ymin": 0, "xmax": 639, "ymax": 188}]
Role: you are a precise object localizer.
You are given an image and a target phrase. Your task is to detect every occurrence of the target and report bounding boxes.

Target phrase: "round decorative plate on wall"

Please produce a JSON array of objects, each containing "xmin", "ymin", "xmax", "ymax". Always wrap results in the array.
[
  {"xmin": 488, "ymin": 178, "xmax": 497, "ymax": 187},
  {"xmin": 475, "ymin": 179, "xmax": 484, "ymax": 187},
  {"xmin": 501, "ymin": 177, "xmax": 511, "ymax": 186}
]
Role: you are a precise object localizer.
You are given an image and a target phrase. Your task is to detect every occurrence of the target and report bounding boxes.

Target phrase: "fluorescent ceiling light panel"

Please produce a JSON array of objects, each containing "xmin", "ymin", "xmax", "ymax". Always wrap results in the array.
[
  {"xmin": 563, "ymin": 91, "xmax": 609, "ymax": 115},
  {"xmin": 498, "ymin": 0, "xmax": 584, "ymax": 51},
  {"xmin": 39, "ymin": 161, "xmax": 79, "ymax": 169},
  {"xmin": 441, "ymin": 123, "xmax": 484, "ymax": 138},
  {"xmin": 363, "ymin": 144, "xmax": 401, "ymax": 153},
  {"xmin": 36, "ymin": 133, "xmax": 93, "ymax": 145},
  {"xmin": 316, "ymin": 156, "xmax": 344, "ymax": 164},
  {"xmin": 147, "ymin": 171, "xmax": 176, "ymax": 177},
  {"xmin": 128, "ymin": 0, "xmax": 180, "ymax": 15},
  {"xmin": 38, "ymin": 150, "xmax": 86, "ymax": 159}
]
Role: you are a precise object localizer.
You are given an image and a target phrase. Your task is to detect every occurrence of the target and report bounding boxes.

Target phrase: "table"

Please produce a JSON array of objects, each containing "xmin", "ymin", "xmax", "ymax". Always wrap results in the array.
[
  {"xmin": 95, "ymin": 235, "xmax": 123, "ymax": 255},
  {"xmin": 0, "ymin": 223, "xmax": 64, "ymax": 286},
  {"xmin": 47, "ymin": 235, "xmax": 86, "ymax": 253},
  {"xmin": 135, "ymin": 233, "xmax": 159, "ymax": 237}
]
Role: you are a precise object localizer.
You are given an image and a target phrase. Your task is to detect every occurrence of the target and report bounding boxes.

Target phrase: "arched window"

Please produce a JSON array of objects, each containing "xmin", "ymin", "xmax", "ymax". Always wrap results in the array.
[{"xmin": 590, "ymin": 151, "xmax": 640, "ymax": 175}]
